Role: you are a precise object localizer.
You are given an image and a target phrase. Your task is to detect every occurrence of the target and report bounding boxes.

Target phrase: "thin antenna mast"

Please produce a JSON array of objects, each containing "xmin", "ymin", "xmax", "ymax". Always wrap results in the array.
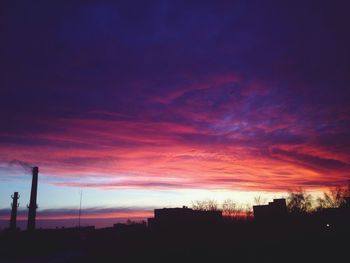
[{"xmin": 78, "ymin": 190, "xmax": 82, "ymax": 228}]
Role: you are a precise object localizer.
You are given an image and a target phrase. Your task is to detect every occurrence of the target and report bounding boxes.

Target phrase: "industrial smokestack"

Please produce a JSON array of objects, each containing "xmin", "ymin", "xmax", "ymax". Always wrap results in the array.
[
  {"xmin": 10, "ymin": 192, "xmax": 19, "ymax": 230},
  {"xmin": 27, "ymin": 166, "xmax": 38, "ymax": 231}
]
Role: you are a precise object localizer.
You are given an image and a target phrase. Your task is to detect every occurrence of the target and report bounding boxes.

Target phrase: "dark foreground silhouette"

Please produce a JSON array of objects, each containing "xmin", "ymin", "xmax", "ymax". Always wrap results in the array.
[{"xmin": 1, "ymin": 207, "xmax": 349, "ymax": 263}]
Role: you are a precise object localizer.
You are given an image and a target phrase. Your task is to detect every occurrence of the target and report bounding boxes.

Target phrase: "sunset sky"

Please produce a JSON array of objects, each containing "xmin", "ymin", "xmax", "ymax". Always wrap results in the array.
[{"xmin": 1, "ymin": 1, "xmax": 350, "ymax": 228}]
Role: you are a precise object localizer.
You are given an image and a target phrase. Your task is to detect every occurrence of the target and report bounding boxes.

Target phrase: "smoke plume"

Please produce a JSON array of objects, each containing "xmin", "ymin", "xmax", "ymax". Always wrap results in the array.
[{"xmin": 9, "ymin": 160, "xmax": 33, "ymax": 173}]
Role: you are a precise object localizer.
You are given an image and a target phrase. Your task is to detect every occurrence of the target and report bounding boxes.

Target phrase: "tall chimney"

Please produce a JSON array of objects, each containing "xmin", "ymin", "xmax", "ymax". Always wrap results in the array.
[
  {"xmin": 27, "ymin": 166, "xmax": 38, "ymax": 231},
  {"xmin": 10, "ymin": 192, "xmax": 19, "ymax": 230}
]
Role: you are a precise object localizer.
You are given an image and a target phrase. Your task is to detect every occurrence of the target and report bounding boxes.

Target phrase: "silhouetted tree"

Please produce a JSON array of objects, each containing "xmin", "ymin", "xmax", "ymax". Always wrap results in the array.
[
  {"xmin": 192, "ymin": 199, "xmax": 219, "ymax": 211},
  {"xmin": 243, "ymin": 204, "xmax": 253, "ymax": 220},
  {"xmin": 286, "ymin": 189, "xmax": 313, "ymax": 214},
  {"xmin": 222, "ymin": 199, "xmax": 240, "ymax": 217},
  {"xmin": 253, "ymin": 196, "xmax": 267, "ymax": 206},
  {"xmin": 316, "ymin": 186, "xmax": 348, "ymax": 210}
]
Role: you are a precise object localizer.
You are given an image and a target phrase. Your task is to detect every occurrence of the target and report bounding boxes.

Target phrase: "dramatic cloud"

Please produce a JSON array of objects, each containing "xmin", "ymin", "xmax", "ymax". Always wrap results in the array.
[{"xmin": 1, "ymin": 0, "xmax": 350, "ymax": 214}]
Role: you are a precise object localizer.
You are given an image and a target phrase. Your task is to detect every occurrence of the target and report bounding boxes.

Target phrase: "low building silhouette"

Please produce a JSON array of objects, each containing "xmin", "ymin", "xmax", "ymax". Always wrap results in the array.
[
  {"xmin": 113, "ymin": 221, "xmax": 147, "ymax": 235},
  {"xmin": 253, "ymin": 198, "xmax": 287, "ymax": 221},
  {"xmin": 315, "ymin": 196, "xmax": 350, "ymax": 230},
  {"xmin": 148, "ymin": 206, "xmax": 222, "ymax": 228}
]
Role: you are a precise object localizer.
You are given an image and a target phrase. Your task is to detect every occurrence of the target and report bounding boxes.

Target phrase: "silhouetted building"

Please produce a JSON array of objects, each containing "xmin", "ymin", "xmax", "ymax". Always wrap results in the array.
[
  {"xmin": 148, "ymin": 206, "xmax": 222, "ymax": 228},
  {"xmin": 113, "ymin": 222, "xmax": 147, "ymax": 234},
  {"xmin": 253, "ymin": 198, "xmax": 287, "ymax": 221},
  {"xmin": 315, "ymin": 196, "xmax": 350, "ymax": 230}
]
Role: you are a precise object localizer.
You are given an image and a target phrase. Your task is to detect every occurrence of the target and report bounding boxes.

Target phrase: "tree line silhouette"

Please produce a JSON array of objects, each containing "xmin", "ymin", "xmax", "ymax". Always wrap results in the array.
[
  {"xmin": 191, "ymin": 185, "xmax": 350, "ymax": 217},
  {"xmin": 1, "ymin": 185, "xmax": 349, "ymax": 263}
]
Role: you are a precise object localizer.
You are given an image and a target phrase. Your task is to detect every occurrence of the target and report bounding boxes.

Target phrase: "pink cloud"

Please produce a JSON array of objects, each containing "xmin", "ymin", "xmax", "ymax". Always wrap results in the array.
[
  {"xmin": 1, "ymin": 73, "xmax": 349, "ymax": 193},
  {"xmin": 1, "ymin": 111, "xmax": 349, "ymax": 192}
]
